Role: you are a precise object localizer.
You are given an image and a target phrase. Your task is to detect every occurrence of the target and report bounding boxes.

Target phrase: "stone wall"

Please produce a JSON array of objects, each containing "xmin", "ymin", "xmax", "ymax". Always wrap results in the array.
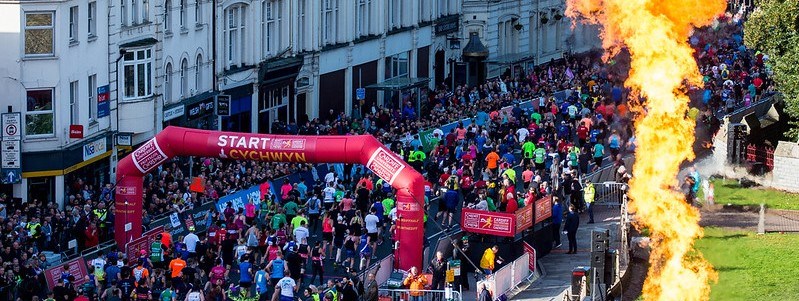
[{"xmin": 772, "ymin": 141, "xmax": 799, "ymax": 192}]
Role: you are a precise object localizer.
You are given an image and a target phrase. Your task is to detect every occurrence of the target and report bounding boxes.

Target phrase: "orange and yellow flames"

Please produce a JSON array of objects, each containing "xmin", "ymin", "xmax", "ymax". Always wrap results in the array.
[{"xmin": 565, "ymin": 0, "xmax": 726, "ymax": 300}]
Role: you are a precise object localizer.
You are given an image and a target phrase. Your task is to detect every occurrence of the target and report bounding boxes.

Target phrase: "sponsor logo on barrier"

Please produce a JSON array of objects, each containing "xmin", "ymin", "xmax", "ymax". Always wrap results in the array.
[
  {"xmin": 515, "ymin": 205, "xmax": 533, "ymax": 232},
  {"xmin": 132, "ymin": 139, "xmax": 168, "ymax": 173},
  {"xmin": 462, "ymin": 209, "xmax": 514, "ymax": 237},
  {"xmin": 366, "ymin": 148, "xmax": 405, "ymax": 185},
  {"xmin": 125, "ymin": 226, "xmax": 164, "ymax": 263},
  {"xmin": 523, "ymin": 242, "xmax": 536, "ymax": 271},
  {"xmin": 535, "ymin": 196, "xmax": 552, "ymax": 224},
  {"xmin": 45, "ymin": 257, "xmax": 88, "ymax": 289}
]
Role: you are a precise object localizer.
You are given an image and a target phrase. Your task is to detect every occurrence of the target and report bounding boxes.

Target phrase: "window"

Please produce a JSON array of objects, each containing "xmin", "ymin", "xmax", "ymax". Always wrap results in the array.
[
  {"xmin": 356, "ymin": 0, "xmax": 370, "ymax": 37},
  {"xmin": 164, "ymin": 63, "xmax": 172, "ymax": 102},
  {"xmin": 195, "ymin": 54, "xmax": 202, "ymax": 92},
  {"xmin": 123, "ymin": 49, "xmax": 153, "ymax": 99},
  {"xmin": 180, "ymin": 58, "xmax": 188, "ymax": 97},
  {"xmin": 24, "ymin": 12, "xmax": 54, "ymax": 56},
  {"xmin": 164, "ymin": 0, "xmax": 171, "ymax": 32},
  {"xmin": 179, "ymin": 0, "xmax": 186, "ymax": 28},
  {"xmin": 132, "ymin": 0, "xmax": 139, "ymax": 23},
  {"xmin": 389, "ymin": 0, "xmax": 401, "ymax": 29},
  {"xmin": 26, "ymin": 89, "xmax": 54, "ymax": 136},
  {"xmin": 297, "ymin": 0, "xmax": 305, "ymax": 51},
  {"xmin": 88, "ymin": 2, "xmax": 97, "ymax": 37},
  {"xmin": 419, "ymin": 0, "xmax": 430, "ymax": 22},
  {"xmin": 385, "ymin": 52, "xmax": 409, "ymax": 79},
  {"xmin": 195, "ymin": 0, "xmax": 201, "ymax": 25},
  {"xmin": 121, "ymin": 0, "xmax": 128, "ymax": 26},
  {"xmin": 70, "ymin": 81, "xmax": 79, "ymax": 125},
  {"xmin": 438, "ymin": 0, "xmax": 447, "ymax": 17},
  {"xmin": 69, "ymin": 6, "xmax": 78, "ymax": 42},
  {"xmin": 262, "ymin": 0, "xmax": 281, "ymax": 56},
  {"xmin": 498, "ymin": 19, "xmax": 518, "ymax": 56},
  {"xmin": 322, "ymin": 0, "xmax": 337, "ymax": 45},
  {"xmin": 143, "ymin": 0, "xmax": 150, "ymax": 22},
  {"xmin": 225, "ymin": 5, "xmax": 246, "ymax": 67},
  {"xmin": 88, "ymin": 74, "xmax": 97, "ymax": 122}
]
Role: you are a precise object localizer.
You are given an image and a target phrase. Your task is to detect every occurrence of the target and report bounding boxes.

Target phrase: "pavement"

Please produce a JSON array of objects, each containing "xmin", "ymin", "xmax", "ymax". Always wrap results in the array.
[
  {"xmin": 764, "ymin": 208, "xmax": 799, "ymax": 232},
  {"xmin": 512, "ymin": 205, "xmax": 622, "ymax": 301}
]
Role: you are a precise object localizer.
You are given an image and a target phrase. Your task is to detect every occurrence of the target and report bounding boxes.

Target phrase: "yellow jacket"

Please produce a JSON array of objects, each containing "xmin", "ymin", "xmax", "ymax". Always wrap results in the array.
[
  {"xmin": 480, "ymin": 248, "xmax": 496, "ymax": 270},
  {"xmin": 403, "ymin": 274, "xmax": 427, "ymax": 296}
]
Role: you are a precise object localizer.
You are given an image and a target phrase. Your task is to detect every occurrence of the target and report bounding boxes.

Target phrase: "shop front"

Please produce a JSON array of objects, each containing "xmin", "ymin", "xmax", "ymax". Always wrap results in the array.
[
  {"xmin": 21, "ymin": 133, "xmax": 113, "ymax": 208},
  {"xmin": 257, "ymin": 56, "xmax": 304, "ymax": 133},
  {"xmin": 220, "ymin": 84, "xmax": 254, "ymax": 133},
  {"xmin": 162, "ymin": 91, "xmax": 220, "ymax": 130}
]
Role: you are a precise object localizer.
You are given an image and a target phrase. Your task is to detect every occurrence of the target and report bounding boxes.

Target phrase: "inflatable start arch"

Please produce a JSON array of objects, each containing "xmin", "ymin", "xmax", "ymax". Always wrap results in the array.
[{"xmin": 115, "ymin": 126, "xmax": 426, "ymax": 270}]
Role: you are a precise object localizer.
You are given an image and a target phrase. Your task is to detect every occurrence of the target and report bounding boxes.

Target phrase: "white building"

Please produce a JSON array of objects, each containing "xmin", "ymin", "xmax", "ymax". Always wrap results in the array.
[
  {"xmin": 0, "ymin": 0, "xmax": 112, "ymax": 206},
  {"xmin": 108, "ymin": 0, "xmax": 215, "ymax": 179},
  {"xmin": 214, "ymin": 0, "xmax": 465, "ymax": 133}
]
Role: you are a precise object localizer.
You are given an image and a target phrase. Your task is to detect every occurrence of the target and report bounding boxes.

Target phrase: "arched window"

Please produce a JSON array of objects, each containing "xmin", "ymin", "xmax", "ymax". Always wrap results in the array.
[
  {"xmin": 164, "ymin": 62, "xmax": 172, "ymax": 102},
  {"xmin": 180, "ymin": 58, "xmax": 188, "ymax": 97},
  {"xmin": 195, "ymin": 54, "xmax": 202, "ymax": 92}
]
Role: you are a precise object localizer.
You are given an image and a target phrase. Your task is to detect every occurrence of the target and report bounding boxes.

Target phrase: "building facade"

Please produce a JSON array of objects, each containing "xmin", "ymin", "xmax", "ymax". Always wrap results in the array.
[{"xmin": 0, "ymin": 0, "xmax": 112, "ymax": 207}]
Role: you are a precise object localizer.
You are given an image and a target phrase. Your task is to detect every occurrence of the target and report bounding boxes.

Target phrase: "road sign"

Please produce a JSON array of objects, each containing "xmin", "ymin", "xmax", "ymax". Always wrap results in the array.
[
  {"xmin": 2, "ymin": 113, "xmax": 21, "ymax": 140},
  {"xmin": 1, "ymin": 140, "xmax": 20, "ymax": 169},
  {"xmin": 356, "ymin": 88, "xmax": 366, "ymax": 100}
]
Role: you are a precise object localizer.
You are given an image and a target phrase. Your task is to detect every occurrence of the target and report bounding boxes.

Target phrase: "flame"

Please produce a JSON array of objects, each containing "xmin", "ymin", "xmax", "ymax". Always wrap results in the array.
[{"xmin": 565, "ymin": 0, "xmax": 726, "ymax": 300}]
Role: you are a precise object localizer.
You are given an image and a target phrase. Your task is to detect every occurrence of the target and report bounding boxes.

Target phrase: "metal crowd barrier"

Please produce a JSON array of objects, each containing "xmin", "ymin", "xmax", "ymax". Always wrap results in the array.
[
  {"xmin": 593, "ymin": 182, "xmax": 627, "ymax": 206},
  {"xmin": 378, "ymin": 289, "xmax": 462, "ymax": 301}
]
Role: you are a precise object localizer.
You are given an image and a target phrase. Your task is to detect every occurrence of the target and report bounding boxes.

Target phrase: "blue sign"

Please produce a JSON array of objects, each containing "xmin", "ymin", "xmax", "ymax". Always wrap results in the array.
[
  {"xmin": 356, "ymin": 88, "xmax": 366, "ymax": 100},
  {"xmin": 1, "ymin": 168, "xmax": 20, "ymax": 184},
  {"xmin": 97, "ymin": 85, "xmax": 110, "ymax": 118},
  {"xmin": 216, "ymin": 185, "xmax": 264, "ymax": 213}
]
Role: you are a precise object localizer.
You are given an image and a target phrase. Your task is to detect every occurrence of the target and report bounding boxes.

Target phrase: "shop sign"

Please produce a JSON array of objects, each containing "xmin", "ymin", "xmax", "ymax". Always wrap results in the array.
[
  {"xmin": 216, "ymin": 95, "xmax": 231, "ymax": 116},
  {"xmin": 69, "ymin": 125, "xmax": 84, "ymax": 139},
  {"xmin": 97, "ymin": 85, "xmax": 110, "ymax": 118},
  {"xmin": 163, "ymin": 105, "xmax": 185, "ymax": 121},
  {"xmin": 187, "ymin": 99, "xmax": 215, "ymax": 121},
  {"xmin": 435, "ymin": 16, "xmax": 460, "ymax": 36},
  {"xmin": 83, "ymin": 137, "xmax": 107, "ymax": 161}
]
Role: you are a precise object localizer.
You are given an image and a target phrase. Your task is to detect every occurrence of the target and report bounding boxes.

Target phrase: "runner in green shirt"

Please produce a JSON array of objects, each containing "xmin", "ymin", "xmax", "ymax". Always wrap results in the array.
[
  {"xmin": 272, "ymin": 208, "xmax": 287, "ymax": 230},
  {"xmin": 522, "ymin": 141, "xmax": 536, "ymax": 166},
  {"xmin": 291, "ymin": 213, "xmax": 308, "ymax": 230}
]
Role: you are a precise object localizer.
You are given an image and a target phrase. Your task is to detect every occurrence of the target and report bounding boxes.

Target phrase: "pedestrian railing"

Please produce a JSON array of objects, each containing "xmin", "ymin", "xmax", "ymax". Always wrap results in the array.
[
  {"xmin": 378, "ymin": 288, "xmax": 462, "ymax": 301},
  {"xmin": 593, "ymin": 182, "xmax": 627, "ymax": 206},
  {"xmin": 476, "ymin": 253, "xmax": 534, "ymax": 301}
]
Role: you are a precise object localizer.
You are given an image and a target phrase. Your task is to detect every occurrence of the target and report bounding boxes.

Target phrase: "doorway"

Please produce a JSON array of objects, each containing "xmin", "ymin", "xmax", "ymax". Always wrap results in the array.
[{"xmin": 435, "ymin": 50, "xmax": 445, "ymax": 87}]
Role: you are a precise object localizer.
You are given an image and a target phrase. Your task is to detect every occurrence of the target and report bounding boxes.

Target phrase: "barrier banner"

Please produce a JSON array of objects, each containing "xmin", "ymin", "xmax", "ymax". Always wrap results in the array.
[
  {"xmin": 216, "ymin": 185, "xmax": 262, "ymax": 212},
  {"xmin": 515, "ymin": 205, "xmax": 534, "ymax": 233},
  {"xmin": 45, "ymin": 257, "xmax": 88, "ymax": 290},
  {"xmin": 126, "ymin": 226, "xmax": 165, "ymax": 262},
  {"xmin": 534, "ymin": 196, "xmax": 552, "ymax": 224},
  {"xmin": 523, "ymin": 242, "xmax": 536, "ymax": 272},
  {"xmin": 150, "ymin": 202, "xmax": 214, "ymax": 238},
  {"xmin": 461, "ymin": 208, "xmax": 515, "ymax": 237}
]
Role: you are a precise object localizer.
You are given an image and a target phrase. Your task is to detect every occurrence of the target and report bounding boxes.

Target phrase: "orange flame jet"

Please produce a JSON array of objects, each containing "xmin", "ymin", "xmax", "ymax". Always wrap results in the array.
[{"xmin": 565, "ymin": 0, "xmax": 726, "ymax": 300}]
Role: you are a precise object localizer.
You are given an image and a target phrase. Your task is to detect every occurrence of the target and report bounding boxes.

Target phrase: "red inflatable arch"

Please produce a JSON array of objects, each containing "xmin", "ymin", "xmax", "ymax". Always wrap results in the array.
[{"xmin": 115, "ymin": 126, "xmax": 426, "ymax": 270}]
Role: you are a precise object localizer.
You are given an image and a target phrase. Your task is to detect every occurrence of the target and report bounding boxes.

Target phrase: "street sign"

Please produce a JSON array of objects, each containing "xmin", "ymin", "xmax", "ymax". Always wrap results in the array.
[
  {"xmin": 2, "ymin": 140, "xmax": 20, "ymax": 169},
  {"xmin": 1, "ymin": 113, "xmax": 21, "ymax": 140},
  {"xmin": 356, "ymin": 88, "xmax": 366, "ymax": 100},
  {"xmin": 216, "ymin": 94, "xmax": 231, "ymax": 116}
]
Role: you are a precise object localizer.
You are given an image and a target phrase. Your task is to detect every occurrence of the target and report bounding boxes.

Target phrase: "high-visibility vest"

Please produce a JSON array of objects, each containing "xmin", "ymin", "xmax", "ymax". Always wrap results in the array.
[{"xmin": 584, "ymin": 183, "xmax": 595, "ymax": 204}]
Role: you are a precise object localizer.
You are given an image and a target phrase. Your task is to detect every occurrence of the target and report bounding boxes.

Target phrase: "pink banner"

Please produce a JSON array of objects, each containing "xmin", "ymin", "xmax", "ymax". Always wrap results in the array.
[
  {"xmin": 461, "ymin": 208, "xmax": 516, "ymax": 237},
  {"xmin": 535, "ymin": 196, "xmax": 553, "ymax": 224},
  {"xmin": 515, "ymin": 205, "xmax": 534, "ymax": 233},
  {"xmin": 45, "ymin": 257, "xmax": 88, "ymax": 290}
]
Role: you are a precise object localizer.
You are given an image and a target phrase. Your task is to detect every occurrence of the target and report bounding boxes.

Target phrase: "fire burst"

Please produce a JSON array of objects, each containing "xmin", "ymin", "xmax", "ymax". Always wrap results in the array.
[{"xmin": 565, "ymin": 0, "xmax": 726, "ymax": 300}]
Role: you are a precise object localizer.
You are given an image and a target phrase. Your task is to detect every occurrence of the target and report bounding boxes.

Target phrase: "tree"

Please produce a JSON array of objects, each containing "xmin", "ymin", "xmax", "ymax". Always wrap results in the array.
[{"xmin": 744, "ymin": 0, "xmax": 799, "ymax": 138}]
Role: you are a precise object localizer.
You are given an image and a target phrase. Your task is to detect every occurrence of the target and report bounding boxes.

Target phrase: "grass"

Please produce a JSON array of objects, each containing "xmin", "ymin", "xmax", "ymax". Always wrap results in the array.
[
  {"xmin": 700, "ymin": 178, "xmax": 799, "ymax": 210},
  {"xmin": 695, "ymin": 227, "xmax": 799, "ymax": 301}
]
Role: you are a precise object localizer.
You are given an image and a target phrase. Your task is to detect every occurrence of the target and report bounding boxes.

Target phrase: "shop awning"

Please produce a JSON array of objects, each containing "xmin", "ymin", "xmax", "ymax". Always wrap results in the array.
[
  {"xmin": 366, "ymin": 77, "xmax": 430, "ymax": 91},
  {"xmin": 486, "ymin": 53, "xmax": 536, "ymax": 65}
]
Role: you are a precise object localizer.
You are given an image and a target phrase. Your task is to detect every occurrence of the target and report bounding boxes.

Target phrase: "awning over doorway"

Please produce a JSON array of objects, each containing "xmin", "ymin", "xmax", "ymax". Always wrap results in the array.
[{"xmin": 366, "ymin": 77, "xmax": 430, "ymax": 91}]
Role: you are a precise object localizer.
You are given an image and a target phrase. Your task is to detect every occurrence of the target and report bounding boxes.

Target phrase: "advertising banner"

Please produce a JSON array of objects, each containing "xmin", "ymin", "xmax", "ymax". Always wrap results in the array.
[
  {"xmin": 461, "ymin": 208, "xmax": 515, "ymax": 237},
  {"xmin": 534, "ymin": 196, "xmax": 553, "ymax": 224},
  {"xmin": 216, "ymin": 184, "xmax": 262, "ymax": 212},
  {"xmin": 45, "ymin": 257, "xmax": 88, "ymax": 290},
  {"xmin": 515, "ymin": 205, "xmax": 533, "ymax": 233},
  {"xmin": 125, "ymin": 226, "xmax": 164, "ymax": 262},
  {"xmin": 523, "ymin": 242, "xmax": 536, "ymax": 272}
]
